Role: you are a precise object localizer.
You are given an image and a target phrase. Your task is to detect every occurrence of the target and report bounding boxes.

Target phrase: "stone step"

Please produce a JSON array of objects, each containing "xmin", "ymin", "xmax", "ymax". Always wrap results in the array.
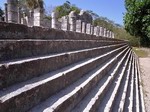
[
  {"xmin": 0, "ymin": 46, "xmax": 128, "ymax": 112},
  {"xmin": 132, "ymin": 53, "xmax": 145, "ymax": 112},
  {"xmin": 28, "ymin": 44, "xmax": 130, "ymax": 112},
  {"xmin": 135, "ymin": 54, "xmax": 146, "ymax": 112},
  {"xmin": 134, "ymin": 56, "xmax": 140, "ymax": 112},
  {"xmin": 124, "ymin": 53, "xmax": 135, "ymax": 112},
  {"xmin": 71, "ymin": 48, "xmax": 131, "ymax": 112},
  {"xmin": 98, "ymin": 52, "xmax": 132, "ymax": 112},
  {"xmin": 111, "ymin": 53, "xmax": 133, "ymax": 112},
  {"xmin": 0, "ymin": 39, "xmax": 125, "ymax": 62},
  {"xmin": 0, "ymin": 43, "xmax": 126, "ymax": 89}
]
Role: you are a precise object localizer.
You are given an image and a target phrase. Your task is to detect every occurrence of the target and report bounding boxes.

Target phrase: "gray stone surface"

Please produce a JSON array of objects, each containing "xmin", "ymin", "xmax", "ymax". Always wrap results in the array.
[
  {"xmin": 34, "ymin": 8, "xmax": 43, "ymax": 26},
  {"xmin": 0, "ymin": 20, "xmax": 144, "ymax": 112},
  {"xmin": 76, "ymin": 20, "xmax": 82, "ymax": 33},
  {"xmin": 61, "ymin": 16, "xmax": 69, "ymax": 31},
  {"xmin": 7, "ymin": 0, "xmax": 18, "ymax": 23},
  {"xmin": 4, "ymin": 3, "xmax": 8, "ymax": 22},
  {"xmin": 90, "ymin": 25, "xmax": 94, "ymax": 35},
  {"xmin": 81, "ymin": 22, "xmax": 86, "ymax": 33},
  {"xmin": 69, "ymin": 11, "xmax": 76, "ymax": 32},
  {"xmin": 99, "ymin": 27, "xmax": 103, "ymax": 37},
  {"xmin": 86, "ymin": 23, "xmax": 91, "ymax": 34},
  {"xmin": 0, "ymin": 44, "xmax": 126, "ymax": 112}
]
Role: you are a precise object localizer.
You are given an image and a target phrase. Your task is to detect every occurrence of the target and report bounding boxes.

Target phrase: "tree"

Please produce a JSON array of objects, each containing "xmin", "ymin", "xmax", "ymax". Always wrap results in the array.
[
  {"xmin": 0, "ymin": 7, "xmax": 4, "ymax": 18},
  {"xmin": 124, "ymin": 0, "xmax": 150, "ymax": 47},
  {"xmin": 19, "ymin": 0, "xmax": 44, "ymax": 10},
  {"xmin": 86, "ymin": 10, "xmax": 99, "ymax": 20},
  {"xmin": 54, "ymin": 1, "xmax": 80, "ymax": 18}
]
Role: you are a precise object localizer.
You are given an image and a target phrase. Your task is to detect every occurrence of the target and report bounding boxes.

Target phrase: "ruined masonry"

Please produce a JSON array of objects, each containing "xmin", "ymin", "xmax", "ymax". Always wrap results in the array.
[{"xmin": 0, "ymin": 0, "xmax": 145, "ymax": 112}]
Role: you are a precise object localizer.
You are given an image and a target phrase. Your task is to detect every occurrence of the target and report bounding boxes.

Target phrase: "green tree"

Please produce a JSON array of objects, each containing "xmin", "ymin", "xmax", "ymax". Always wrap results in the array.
[
  {"xmin": 124, "ymin": 0, "xmax": 150, "ymax": 47},
  {"xmin": 86, "ymin": 10, "xmax": 99, "ymax": 20},
  {"xmin": 0, "ymin": 7, "xmax": 4, "ymax": 18},
  {"xmin": 19, "ymin": 0, "xmax": 44, "ymax": 10},
  {"xmin": 54, "ymin": 1, "xmax": 80, "ymax": 18}
]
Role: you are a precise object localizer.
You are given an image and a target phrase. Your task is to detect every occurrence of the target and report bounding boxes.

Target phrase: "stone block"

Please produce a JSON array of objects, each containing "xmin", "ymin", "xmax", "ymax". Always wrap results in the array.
[
  {"xmin": 76, "ymin": 20, "xmax": 82, "ymax": 33},
  {"xmin": 86, "ymin": 23, "xmax": 91, "ymax": 34},
  {"xmin": 81, "ymin": 22, "xmax": 86, "ymax": 33}
]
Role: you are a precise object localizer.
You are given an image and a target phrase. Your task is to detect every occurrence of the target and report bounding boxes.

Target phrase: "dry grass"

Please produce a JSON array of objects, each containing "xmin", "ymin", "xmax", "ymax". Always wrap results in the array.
[{"xmin": 132, "ymin": 47, "xmax": 148, "ymax": 58}]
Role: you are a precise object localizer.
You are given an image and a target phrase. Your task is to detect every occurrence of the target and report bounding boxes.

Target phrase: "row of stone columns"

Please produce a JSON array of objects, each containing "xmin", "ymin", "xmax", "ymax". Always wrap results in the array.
[
  {"xmin": 51, "ymin": 11, "xmax": 114, "ymax": 38},
  {"xmin": 4, "ymin": 0, "xmax": 42, "ymax": 26},
  {"xmin": 3, "ymin": 0, "xmax": 115, "ymax": 38}
]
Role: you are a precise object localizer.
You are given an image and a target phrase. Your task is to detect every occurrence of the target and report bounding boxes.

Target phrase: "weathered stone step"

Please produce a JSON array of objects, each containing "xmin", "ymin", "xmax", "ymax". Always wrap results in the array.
[
  {"xmin": 124, "ymin": 54, "xmax": 135, "ymax": 112},
  {"xmin": 97, "ymin": 52, "xmax": 132, "ymax": 112},
  {"xmin": 0, "ymin": 39, "xmax": 125, "ymax": 62},
  {"xmin": 0, "ymin": 46, "xmax": 128, "ymax": 112},
  {"xmin": 0, "ymin": 43, "xmax": 126, "ymax": 89},
  {"xmin": 135, "ymin": 54, "xmax": 145, "ymax": 112},
  {"xmin": 28, "ymin": 43, "xmax": 130, "ymax": 112},
  {"xmin": 111, "ymin": 54, "xmax": 133, "ymax": 112},
  {"xmin": 134, "ymin": 56, "xmax": 140, "ymax": 112},
  {"xmin": 71, "ymin": 48, "xmax": 131, "ymax": 112}
]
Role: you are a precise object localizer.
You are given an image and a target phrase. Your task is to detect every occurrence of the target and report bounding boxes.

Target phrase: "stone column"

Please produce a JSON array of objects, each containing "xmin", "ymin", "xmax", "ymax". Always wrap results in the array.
[
  {"xmin": 0, "ymin": 17, "xmax": 2, "ymax": 22},
  {"xmin": 82, "ymin": 22, "xmax": 86, "ymax": 33},
  {"xmin": 94, "ymin": 27, "xmax": 97, "ymax": 35},
  {"xmin": 112, "ymin": 32, "xmax": 115, "ymax": 38},
  {"xmin": 18, "ymin": 7, "xmax": 21, "ymax": 24},
  {"xmin": 76, "ymin": 20, "xmax": 82, "ymax": 33},
  {"xmin": 107, "ymin": 30, "xmax": 110, "ymax": 37},
  {"xmin": 21, "ymin": 12, "xmax": 27, "ymax": 25},
  {"xmin": 7, "ymin": 0, "xmax": 18, "ymax": 23},
  {"xmin": 51, "ymin": 11, "xmax": 58, "ymax": 29},
  {"xmin": 4, "ymin": 3, "xmax": 8, "ymax": 22},
  {"xmin": 28, "ymin": 10, "xmax": 34, "ymax": 26},
  {"xmin": 94, "ymin": 26, "xmax": 100, "ymax": 36},
  {"xmin": 61, "ymin": 16, "xmax": 69, "ymax": 31},
  {"xmin": 99, "ymin": 27, "xmax": 103, "ymax": 37},
  {"xmin": 34, "ymin": 8, "xmax": 43, "ymax": 26},
  {"xmin": 69, "ymin": 11, "xmax": 76, "ymax": 32},
  {"xmin": 103, "ymin": 28, "xmax": 107, "ymax": 37},
  {"xmin": 86, "ymin": 23, "xmax": 91, "ymax": 34},
  {"xmin": 109, "ymin": 31, "xmax": 112, "ymax": 38},
  {"xmin": 90, "ymin": 25, "xmax": 94, "ymax": 35},
  {"xmin": 29, "ymin": 10, "xmax": 33, "ymax": 18}
]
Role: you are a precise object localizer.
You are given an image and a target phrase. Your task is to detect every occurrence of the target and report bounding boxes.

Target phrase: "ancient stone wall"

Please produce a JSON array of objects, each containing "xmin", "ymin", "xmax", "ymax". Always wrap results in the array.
[{"xmin": 2, "ymin": 0, "xmax": 114, "ymax": 38}]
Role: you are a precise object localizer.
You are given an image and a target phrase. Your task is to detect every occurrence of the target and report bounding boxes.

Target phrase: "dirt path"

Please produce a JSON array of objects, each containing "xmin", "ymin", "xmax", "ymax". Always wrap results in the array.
[{"xmin": 140, "ymin": 55, "xmax": 150, "ymax": 111}]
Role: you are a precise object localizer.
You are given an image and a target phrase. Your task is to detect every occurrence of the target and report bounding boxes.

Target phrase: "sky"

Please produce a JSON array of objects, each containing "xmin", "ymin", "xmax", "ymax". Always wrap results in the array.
[{"xmin": 0, "ymin": 0, "xmax": 126, "ymax": 25}]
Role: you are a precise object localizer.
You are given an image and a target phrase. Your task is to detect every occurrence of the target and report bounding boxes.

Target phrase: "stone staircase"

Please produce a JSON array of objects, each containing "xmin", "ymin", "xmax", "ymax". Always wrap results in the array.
[{"xmin": 0, "ymin": 23, "xmax": 145, "ymax": 112}]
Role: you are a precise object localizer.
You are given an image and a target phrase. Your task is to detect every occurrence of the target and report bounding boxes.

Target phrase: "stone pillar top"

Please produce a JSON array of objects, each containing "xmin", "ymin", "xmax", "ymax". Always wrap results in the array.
[
  {"xmin": 51, "ymin": 11, "xmax": 58, "ymax": 18},
  {"xmin": 69, "ymin": 11, "xmax": 76, "ymax": 18}
]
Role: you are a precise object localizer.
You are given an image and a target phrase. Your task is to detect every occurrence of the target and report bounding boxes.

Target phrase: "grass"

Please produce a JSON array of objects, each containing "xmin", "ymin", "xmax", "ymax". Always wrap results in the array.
[{"xmin": 132, "ymin": 47, "xmax": 148, "ymax": 57}]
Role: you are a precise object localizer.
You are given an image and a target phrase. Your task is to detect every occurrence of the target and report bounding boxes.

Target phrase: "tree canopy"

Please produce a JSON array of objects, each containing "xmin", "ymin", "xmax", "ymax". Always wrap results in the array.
[
  {"xmin": 0, "ymin": 7, "xmax": 4, "ymax": 18},
  {"xmin": 19, "ymin": 0, "xmax": 44, "ymax": 10},
  {"xmin": 54, "ymin": 1, "xmax": 80, "ymax": 18},
  {"xmin": 124, "ymin": 0, "xmax": 150, "ymax": 47}
]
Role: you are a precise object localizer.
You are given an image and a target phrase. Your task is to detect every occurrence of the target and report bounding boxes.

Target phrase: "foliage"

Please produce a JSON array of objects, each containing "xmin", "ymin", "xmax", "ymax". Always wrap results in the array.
[
  {"xmin": 54, "ymin": 1, "xmax": 80, "ymax": 18},
  {"xmin": 132, "ymin": 47, "xmax": 148, "ymax": 57},
  {"xmin": 93, "ymin": 17, "xmax": 139, "ymax": 47},
  {"xmin": 124, "ymin": 0, "xmax": 150, "ymax": 47},
  {"xmin": 86, "ymin": 10, "xmax": 99, "ymax": 20},
  {"xmin": 0, "ymin": 7, "xmax": 4, "ymax": 18},
  {"xmin": 19, "ymin": 0, "xmax": 44, "ymax": 10}
]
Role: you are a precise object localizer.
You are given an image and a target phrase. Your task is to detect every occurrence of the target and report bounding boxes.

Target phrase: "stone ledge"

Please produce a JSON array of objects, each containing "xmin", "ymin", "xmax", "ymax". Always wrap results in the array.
[{"xmin": 0, "ymin": 22, "xmax": 122, "ymax": 42}]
